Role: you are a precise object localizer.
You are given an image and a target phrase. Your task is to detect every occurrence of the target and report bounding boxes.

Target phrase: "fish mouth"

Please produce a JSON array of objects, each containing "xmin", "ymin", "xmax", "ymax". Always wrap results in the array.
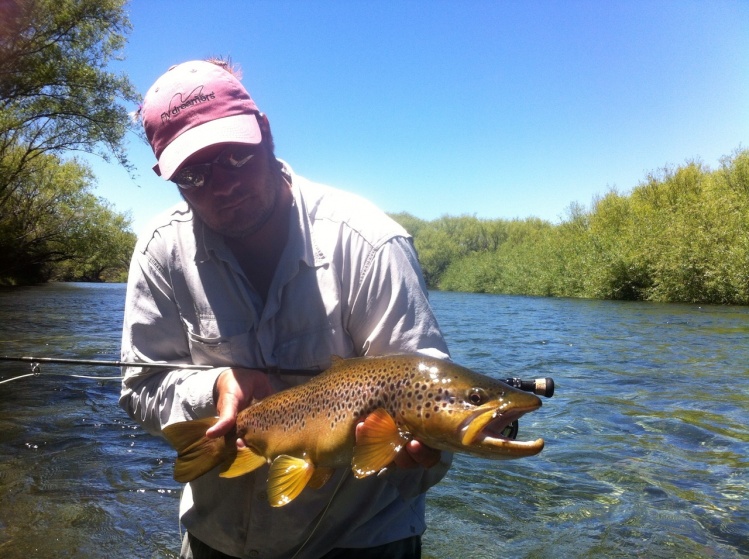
[{"xmin": 459, "ymin": 405, "xmax": 545, "ymax": 458}]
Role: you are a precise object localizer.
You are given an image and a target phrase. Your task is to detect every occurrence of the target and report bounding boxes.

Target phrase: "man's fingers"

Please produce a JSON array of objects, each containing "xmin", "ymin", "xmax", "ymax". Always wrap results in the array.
[
  {"xmin": 206, "ymin": 400, "xmax": 239, "ymax": 438},
  {"xmin": 206, "ymin": 368, "xmax": 273, "ymax": 440},
  {"xmin": 205, "ymin": 414, "xmax": 234, "ymax": 438},
  {"xmin": 403, "ymin": 440, "xmax": 441, "ymax": 469}
]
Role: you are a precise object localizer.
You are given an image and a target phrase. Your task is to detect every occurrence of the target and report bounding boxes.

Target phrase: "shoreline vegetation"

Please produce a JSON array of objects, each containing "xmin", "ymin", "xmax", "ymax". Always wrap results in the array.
[
  {"xmin": 1, "ymin": 148, "xmax": 746, "ymax": 307},
  {"xmin": 391, "ymin": 148, "xmax": 749, "ymax": 306}
]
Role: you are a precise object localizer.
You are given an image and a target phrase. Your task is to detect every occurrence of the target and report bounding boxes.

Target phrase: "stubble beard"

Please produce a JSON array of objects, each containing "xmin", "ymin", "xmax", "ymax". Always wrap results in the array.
[{"xmin": 194, "ymin": 171, "xmax": 282, "ymax": 239}]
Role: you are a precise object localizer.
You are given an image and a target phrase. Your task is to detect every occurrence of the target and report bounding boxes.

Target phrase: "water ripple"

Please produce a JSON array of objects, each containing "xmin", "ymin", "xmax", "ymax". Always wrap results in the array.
[{"xmin": 1, "ymin": 286, "xmax": 748, "ymax": 558}]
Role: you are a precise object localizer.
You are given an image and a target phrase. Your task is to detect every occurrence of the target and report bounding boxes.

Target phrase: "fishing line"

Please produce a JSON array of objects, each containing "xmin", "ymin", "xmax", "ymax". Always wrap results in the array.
[
  {"xmin": 0, "ymin": 372, "xmax": 123, "ymax": 385},
  {"xmin": 289, "ymin": 470, "xmax": 350, "ymax": 559},
  {"xmin": 0, "ymin": 356, "xmax": 146, "ymax": 384},
  {"xmin": 0, "ymin": 373, "xmax": 38, "ymax": 385}
]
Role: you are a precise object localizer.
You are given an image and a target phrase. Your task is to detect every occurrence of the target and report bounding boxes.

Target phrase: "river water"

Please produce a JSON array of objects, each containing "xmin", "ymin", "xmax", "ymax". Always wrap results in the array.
[{"xmin": 0, "ymin": 283, "xmax": 746, "ymax": 558}]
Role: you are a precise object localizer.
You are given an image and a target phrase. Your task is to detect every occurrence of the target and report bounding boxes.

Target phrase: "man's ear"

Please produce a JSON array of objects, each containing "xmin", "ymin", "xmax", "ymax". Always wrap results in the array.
[
  {"xmin": 258, "ymin": 113, "xmax": 271, "ymax": 134},
  {"xmin": 257, "ymin": 113, "xmax": 276, "ymax": 155}
]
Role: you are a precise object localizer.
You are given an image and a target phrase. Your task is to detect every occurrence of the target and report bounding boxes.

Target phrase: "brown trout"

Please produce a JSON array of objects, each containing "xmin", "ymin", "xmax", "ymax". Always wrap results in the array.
[{"xmin": 162, "ymin": 354, "xmax": 545, "ymax": 506}]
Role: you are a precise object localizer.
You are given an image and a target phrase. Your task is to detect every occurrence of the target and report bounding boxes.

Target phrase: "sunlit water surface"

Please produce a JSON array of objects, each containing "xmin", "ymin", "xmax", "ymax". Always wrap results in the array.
[{"xmin": 0, "ymin": 284, "xmax": 746, "ymax": 558}]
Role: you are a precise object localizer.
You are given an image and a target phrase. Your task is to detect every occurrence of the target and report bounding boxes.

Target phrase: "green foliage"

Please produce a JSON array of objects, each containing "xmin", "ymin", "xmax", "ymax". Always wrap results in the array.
[
  {"xmin": 0, "ymin": 0, "xmax": 137, "ymax": 170},
  {"xmin": 391, "ymin": 148, "xmax": 749, "ymax": 306},
  {"xmin": 0, "ymin": 0, "xmax": 137, "ymax": 284},
  {"xmin": 392, "ymin": 214, "xmax": 508, "ymax": 287},
  {"xmin": 0, "ymin": 149, "xmax": 135, "ymax": 284}
]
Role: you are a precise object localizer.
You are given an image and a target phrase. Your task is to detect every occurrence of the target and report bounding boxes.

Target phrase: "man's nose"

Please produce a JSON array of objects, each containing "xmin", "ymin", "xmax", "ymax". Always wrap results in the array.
[{"xmin": 209, "ymin": 166, "xmax": 244, "ymax": 196}]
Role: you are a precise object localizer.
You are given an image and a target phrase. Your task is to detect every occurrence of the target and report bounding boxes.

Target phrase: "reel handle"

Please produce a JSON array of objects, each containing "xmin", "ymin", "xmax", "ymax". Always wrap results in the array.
[{"xmin": 503, "ymin": 377, "xmax": 555, "ymax": 398}]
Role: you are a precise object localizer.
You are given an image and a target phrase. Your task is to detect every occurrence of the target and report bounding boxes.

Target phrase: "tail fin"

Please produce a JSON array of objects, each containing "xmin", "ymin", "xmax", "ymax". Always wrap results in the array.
[{"xmin": 162, "ymin": 417, "xmax": 231, "ymax": 483}]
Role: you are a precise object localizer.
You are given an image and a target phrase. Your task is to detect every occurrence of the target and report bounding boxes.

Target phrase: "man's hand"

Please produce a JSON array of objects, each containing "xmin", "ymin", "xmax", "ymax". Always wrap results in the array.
[
  {"xmin": 394, "ymin": 439, "xmax": 442, "ymax": 469},
  {"xmin": 206, "ymin": 368, "xmax": 273, "ymax": 439},
  {"xmin": 354, "ymin": 422, "xmax": 442, "ymax": 470}
]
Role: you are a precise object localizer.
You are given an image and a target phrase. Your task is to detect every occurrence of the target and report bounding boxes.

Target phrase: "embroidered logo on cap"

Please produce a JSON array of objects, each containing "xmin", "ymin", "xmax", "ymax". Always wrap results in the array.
[{"xmin": 160, "ymin": 85, "xmax": 216, "ymax": 123}]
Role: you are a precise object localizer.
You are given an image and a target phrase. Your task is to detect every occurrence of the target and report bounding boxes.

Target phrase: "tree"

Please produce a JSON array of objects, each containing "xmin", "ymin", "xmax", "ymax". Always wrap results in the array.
[
  {"xmin": 0, "ymin": 0, "xmax": 138, "ymax": 283},
  {"xmin": 0, "ymin": 149, "xmax": 134, "ymax": 284},
  {"xmin": 0, "ymin": 0, "xmax": 137, "ymax": 201}
]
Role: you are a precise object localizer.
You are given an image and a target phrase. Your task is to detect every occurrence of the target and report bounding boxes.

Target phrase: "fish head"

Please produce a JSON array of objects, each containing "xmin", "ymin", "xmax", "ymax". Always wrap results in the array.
[{"xmin": 398, "ymin": 359, "xmax": 545, "ymax": 459}]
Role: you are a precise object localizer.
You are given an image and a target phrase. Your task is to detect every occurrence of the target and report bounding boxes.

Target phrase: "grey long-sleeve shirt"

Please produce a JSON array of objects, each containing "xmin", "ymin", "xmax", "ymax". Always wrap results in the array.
[{"xmin": 120, "ymin": 165, "xmax": 451, "ymax": 558}]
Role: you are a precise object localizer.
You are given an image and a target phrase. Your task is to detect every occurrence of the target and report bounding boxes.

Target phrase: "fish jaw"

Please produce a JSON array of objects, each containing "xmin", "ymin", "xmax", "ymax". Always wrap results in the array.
[{"xmin": 457, "ymin": 402, "xmax": 545, "ymax": 459}]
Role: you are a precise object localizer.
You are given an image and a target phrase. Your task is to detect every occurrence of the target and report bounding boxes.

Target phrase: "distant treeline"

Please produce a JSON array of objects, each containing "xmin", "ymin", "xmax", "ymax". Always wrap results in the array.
[{"xmin": 391, "ymin": 149, "xmax": 749, "ymax": 306}]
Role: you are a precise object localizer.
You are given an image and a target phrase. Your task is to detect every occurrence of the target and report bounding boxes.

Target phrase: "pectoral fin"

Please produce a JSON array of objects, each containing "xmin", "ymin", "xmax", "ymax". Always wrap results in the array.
[
  {"xmin": 219, "ymin": 446, "xmax": 267, "ymax": 478},
  {"xmin": 352, "ymin": 408, "xmax": 410, "ymax": 478},
  {"xmin": 267, "ymin": 455, "xmax": 315, "ymax": 507}
]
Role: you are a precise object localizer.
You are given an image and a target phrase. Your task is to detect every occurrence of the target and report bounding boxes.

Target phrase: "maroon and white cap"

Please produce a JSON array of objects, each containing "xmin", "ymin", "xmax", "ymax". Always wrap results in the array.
[{"xmin": 141, "ymin": 60, "xmax": 261, "ymax": 180}]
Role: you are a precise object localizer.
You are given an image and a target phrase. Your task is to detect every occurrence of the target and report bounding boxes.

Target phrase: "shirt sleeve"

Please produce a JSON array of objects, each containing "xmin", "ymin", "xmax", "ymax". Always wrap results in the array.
[
  {"xmin": 345, "ymin": 234, "xmax": 454, "ymax": 496},
  {"xmin": 119, "ymin": 242, "xmax": 223, "ymax": 436}
]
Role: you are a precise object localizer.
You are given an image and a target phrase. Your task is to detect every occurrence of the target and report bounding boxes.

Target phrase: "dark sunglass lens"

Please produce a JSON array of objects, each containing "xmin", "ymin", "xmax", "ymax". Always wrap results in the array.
[{"xmin": 173, "ymin": 165, "xmax": 210, "ymax": 190}]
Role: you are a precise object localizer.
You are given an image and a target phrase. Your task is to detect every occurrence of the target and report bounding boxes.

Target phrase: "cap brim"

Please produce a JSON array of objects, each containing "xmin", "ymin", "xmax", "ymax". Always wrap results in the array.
[{"xmin": 155, "ymin": 114, "xmax": 262, "ymax": 180}]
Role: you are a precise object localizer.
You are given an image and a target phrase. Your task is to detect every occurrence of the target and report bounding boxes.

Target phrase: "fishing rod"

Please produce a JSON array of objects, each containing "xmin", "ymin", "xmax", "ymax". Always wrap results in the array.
[
  {"xmin": 0, "ymin": 355, "xmax": 555, "ymax": 397},
  {"xmin": 504, "ymin": 376, "xmax": 555, "ymax": 398},
  {"xmin": 0, "ymin": 355, "xmax": 213, "ymax": 370}
]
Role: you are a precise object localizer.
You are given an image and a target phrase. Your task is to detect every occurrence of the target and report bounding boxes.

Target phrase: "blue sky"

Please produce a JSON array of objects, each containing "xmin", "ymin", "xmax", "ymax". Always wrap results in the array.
[{"xmin": 92, "ymin": 0, "xmax": 749, "ymax": 234}]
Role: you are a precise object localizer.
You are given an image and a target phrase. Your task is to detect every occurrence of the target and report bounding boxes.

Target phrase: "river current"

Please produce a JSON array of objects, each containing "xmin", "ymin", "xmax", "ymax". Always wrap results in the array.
[{"xmin": 0, "ymin": 283, "xmax": 746, "ymax": 558}]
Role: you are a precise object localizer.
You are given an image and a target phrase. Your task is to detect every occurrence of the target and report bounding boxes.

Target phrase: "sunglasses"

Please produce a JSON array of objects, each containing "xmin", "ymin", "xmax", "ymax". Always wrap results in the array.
[{"xmin": 171, "ymin": 145, "xmax": 257, "ymax": 191}]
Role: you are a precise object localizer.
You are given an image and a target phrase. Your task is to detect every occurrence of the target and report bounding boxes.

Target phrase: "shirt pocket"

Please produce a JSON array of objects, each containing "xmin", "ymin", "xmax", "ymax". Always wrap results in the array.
[
  {"xmin": 182, "ymin": 315, "xmax": 253, "ymax": 366},
  {"xmin": 274, "ymin": 317, "xmax": 354, "ymax": 370}
]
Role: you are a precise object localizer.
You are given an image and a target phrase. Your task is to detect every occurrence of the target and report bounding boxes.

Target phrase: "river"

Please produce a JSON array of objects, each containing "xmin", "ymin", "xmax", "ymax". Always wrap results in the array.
[{"xmin": 0, "ymin": 283, "xmax": 746, "ymax": 558}]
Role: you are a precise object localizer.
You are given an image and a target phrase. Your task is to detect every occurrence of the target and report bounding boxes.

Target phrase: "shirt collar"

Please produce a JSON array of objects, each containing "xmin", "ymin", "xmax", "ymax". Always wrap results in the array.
[{"xmin": 286, "ymin": 164, "xmax": 328, "ymax": 269}]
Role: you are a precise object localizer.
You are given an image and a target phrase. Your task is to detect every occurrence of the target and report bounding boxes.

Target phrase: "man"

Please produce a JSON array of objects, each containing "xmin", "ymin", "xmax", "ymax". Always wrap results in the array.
[{"xmin": 120, "ymin": 59, "xmax": 451, "ymax": 559}]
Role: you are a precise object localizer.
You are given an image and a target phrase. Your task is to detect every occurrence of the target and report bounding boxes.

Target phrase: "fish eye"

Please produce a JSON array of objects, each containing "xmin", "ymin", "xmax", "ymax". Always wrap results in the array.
[{"xmin": 467, "ymin": 389, "xmax": 487, "ymax": 406}]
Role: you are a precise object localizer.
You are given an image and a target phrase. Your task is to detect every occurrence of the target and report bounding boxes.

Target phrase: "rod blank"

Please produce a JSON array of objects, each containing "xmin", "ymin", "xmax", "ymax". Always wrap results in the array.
[{"xmin": 0, "ymin": 356, "xmax": 213, "ymax": 370}]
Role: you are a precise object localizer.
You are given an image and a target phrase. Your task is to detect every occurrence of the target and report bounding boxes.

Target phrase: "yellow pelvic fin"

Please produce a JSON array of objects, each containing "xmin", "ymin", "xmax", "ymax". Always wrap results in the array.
[
  {"xmin": 267, "ymin": 455, "xmax": 315, "ymax": 507},
  {"xmin": 352, "ymin": 408, "xmax": 410, "ymax": 479},
  {"xmin": 219, "ymin": 446, "xmax": 266, "ymax": 479},
  {"xmin": 162, "ymin": 417, "xmax": 227, "ymax": 483}
]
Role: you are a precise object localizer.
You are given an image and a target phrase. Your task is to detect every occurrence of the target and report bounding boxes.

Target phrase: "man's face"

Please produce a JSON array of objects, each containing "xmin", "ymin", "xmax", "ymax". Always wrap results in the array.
[{"xmin": 175, "ymin": 140, "xmax": 281, "ymax": 238}]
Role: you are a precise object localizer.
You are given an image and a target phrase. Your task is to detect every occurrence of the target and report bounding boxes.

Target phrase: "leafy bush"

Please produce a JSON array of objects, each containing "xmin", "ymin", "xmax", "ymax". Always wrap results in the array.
[{"xmin": 391, "ymin": 148, "xmax": 749, "ymax": 305}]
